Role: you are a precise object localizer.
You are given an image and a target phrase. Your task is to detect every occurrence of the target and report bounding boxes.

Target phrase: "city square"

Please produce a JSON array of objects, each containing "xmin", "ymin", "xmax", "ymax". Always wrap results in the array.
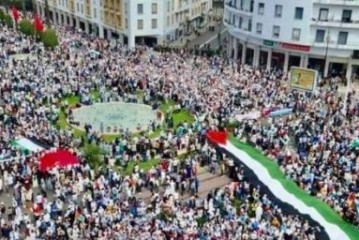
[{"xmin": 0, "ymin": 0, "xmax": 358, "ymax": 239}]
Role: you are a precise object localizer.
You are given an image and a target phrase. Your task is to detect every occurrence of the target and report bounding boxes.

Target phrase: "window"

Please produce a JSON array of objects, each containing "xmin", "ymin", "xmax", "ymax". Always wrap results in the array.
[
  {"xmin": 239, "ymin": 17, "xmax": 243, "ymax": 28},
  {"xmin": 151, "ymin": 19, "xmax": 157, "ymax": 29},
  {"xmin": 137, "ymin": 4, "xmax": 143, "ymax": 14},
  {"xmin": 319, "ymin": 8, "xmax": 328, "ymax": 21},
  {"xmin": 292, "ymin": 28, "xmax": 301, "ymax": 41},
  {"xmin": 275, "ymin": 5, "xmax": 282, "ymax": 18},
  {"xmin": 258, "ymin": 3, "xmax": 264, "ymax": 15},
  {"xmin": 338, "ymin": 31, "xmax": 348, "ymax": 45},
  {"xmin": 167, "ymin": 16, "xmax": 170, "ymax": 26},
  {"xmin": 240, "ymin": 0, "xmax": 244, "ymax": 9},
  {"xmin": 315, "ymin": 29, "xmax": 325, "ymax": 43},
  {"xmin": 256, "ymin": 22, "xmax": 262, "ymax": 34},
  {"xmin": 137, "ymin": 19, "xmax": 143, "ymax": 29},
  {"xmin": 93, "ymin": 9, "xmax": 96, "ymax": 18},
  {"xmin": 295, "ymin": 7, "xmax": 303, "ymax": 19},
  {"xmin": 125, "ymin": 18, "xmax": 128, "ymax": 29},
  {"xmin": 272, "ymin": 25, "xmax": 280, "ymax": 38},
  {"xmin": 167, "ymin": 1, "xmax": 170, "ymax": 12},
  {"xmin": 248, "ymin": 19, "xmax": 252, "ymax": 31},
  {"xmin": 342, "ymin": 10, "xmax": 352, "ymax": 23},
  {"xmin": 152, "ymin": 3, "xmax": 158, "ymax": 14}
]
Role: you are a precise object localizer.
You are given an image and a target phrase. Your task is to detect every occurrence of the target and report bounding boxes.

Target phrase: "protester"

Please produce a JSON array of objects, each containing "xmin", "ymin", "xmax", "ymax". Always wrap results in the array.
[{"xmin": 0, "ymin": 18, "xmax": 356, "ymax": 239}]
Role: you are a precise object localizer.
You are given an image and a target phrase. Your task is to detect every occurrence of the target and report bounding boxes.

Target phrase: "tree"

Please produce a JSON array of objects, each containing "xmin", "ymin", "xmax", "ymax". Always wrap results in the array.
[
  {"xmin": 19, "ymin": 19, "xmax": 34, "ymax": 36},
  {"xmin": 41, "ymin": 28, "xmax": 59, "ymax": 48},
  {"xmin": 3, "ymin": 14, "xmax": 13, "ymax": 27},
  {"xmin": 0, "ymin": 10, "xmax": 5, "ymax": 23},
  {"xmin": 83, "ymin": 144, "xmax": 104, "ymax": 170}
]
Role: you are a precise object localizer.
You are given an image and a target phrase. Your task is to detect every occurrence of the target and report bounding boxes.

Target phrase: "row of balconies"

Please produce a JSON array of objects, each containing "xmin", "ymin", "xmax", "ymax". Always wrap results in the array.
[
  {"xmin": 225, "ymin": 1, "xmax": 253, "ymax": 15},
  {"xmin": 225, "ymin": 2, "xmax": 359, "ymax": 29},
  {"xmin": 313, "ymin": 0, "xmax": 359, "ymax": 7},
  {"xmin": 311, "ymin": 17, "xmax": 359, "ymax": 28},
  {"xmin": 224, "ymin": 18, "xmax": 359, "ymax": 49}
]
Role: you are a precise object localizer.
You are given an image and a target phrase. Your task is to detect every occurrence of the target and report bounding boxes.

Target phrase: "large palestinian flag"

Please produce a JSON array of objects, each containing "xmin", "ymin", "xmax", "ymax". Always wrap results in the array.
[{"xmin": 206, "ymin": 130, "xmax": 358, "ymax": 240}]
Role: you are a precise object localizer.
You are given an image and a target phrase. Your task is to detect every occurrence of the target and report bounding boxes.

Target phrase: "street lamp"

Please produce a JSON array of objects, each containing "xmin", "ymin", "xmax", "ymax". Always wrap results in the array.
[{"xmin": 324, "ymin": 30, "xmax": 330, "ymax": 78}]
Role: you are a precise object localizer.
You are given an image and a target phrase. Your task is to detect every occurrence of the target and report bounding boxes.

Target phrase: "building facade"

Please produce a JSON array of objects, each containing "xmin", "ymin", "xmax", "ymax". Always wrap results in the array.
[
  {"xmin": 224, "ymin": 0, "xmax": 359, "ymax": 80},
  {"xmin": 35, "ymin": 0, "xmax": 212, "ymax": 48}
]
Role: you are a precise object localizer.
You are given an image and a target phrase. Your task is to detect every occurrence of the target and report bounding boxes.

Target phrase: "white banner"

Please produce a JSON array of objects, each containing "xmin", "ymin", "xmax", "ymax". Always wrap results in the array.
[{"xmin": 235, "ymin": 111, "xmax": 261, "ymax": 122}]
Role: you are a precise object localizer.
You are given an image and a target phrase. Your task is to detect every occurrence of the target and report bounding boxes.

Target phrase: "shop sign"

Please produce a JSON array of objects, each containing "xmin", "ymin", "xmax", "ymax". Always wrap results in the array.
[
  {"xmin": 263, "ymin": 40, "xmax": 275, "ymax": 46},
  {"xmin": 281, "ymin": 43, "xmax": 310, "ymax": 52}
]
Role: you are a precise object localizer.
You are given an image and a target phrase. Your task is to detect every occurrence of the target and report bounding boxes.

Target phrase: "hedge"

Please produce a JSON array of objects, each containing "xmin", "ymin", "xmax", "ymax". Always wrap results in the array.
[
  {"xmin": 19, "ymin": 19, "xmax": 34, "ymax": 36},
  {"xmin": 41, "ymin": 28, "xmax": 59, "ymax": 48},
  {"xmin": 0, "ymin": 10, "xmax": 4, "ymax": 23},
  {"xmin": 2, "ymin": 14, "xmax": 13, "ymax": 27}
]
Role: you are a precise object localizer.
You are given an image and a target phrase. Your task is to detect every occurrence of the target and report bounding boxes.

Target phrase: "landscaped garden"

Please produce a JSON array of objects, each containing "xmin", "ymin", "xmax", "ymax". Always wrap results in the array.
[{"xmin": 54, "ymin": 89, "xmax": 195, "ymax": 174}]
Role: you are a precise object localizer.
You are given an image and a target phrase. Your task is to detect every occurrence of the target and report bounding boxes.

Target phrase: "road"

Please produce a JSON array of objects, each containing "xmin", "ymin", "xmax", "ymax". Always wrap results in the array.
[
  {"xmin": 187, "ymin": 24, "xmax": 227, "ymax": 49},
  {"xmin": 136, "ymin": 167, "xmax": 230, "ymax": 202}
]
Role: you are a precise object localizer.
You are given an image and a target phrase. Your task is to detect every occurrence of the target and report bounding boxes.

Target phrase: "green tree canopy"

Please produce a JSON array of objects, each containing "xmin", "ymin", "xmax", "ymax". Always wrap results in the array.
[
  {"xmin": 41, "ymin": 28, "xmax": 59, "ymax": 48},
  {"xmin": 19, "ymin": 19, "xmax": 34, "ymax": 36},
  {"xmin": 3, "ymin": 14, "xmax": 13, "ymax": 27}
]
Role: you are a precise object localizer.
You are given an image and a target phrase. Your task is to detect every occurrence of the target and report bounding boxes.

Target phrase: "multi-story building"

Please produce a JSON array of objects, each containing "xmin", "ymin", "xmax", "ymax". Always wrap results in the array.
[
  {"xmin": 224, "ymin": 0, "xmax": 359, "ymax": 80},
  {"xmin": 35, "ymin": 0, "xmax": 212, "ymax": 48}
]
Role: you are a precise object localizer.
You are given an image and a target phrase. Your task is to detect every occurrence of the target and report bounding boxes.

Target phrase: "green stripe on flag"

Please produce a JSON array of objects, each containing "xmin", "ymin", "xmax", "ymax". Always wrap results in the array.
[
  {"xmin": 10, "ymin": 140, "xmax": 30, "ymax": 155},
  {"xmin": 229, "ymin": 136, "xmax": 359, "ymax": 240}
]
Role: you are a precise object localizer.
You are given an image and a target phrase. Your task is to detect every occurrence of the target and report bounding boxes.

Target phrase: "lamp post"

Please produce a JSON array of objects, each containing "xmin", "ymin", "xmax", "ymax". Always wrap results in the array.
[{"xmin": 324, "ymin": 30, "xmax": 330, "ymax": 78}]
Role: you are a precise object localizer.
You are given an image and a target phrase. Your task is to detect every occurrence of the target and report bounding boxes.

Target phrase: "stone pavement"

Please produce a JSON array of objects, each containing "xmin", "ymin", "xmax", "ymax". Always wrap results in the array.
[{"xmin": 136, "ymin": 167, "xmax": 230, "ymax": 203}]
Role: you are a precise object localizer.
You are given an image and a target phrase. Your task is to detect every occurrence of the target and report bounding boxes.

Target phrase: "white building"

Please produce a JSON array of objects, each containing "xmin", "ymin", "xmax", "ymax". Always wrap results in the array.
[
  {"xmin": 35, "ymin": 0, "xmax": 212, "ymax": 48},
  {"xmin": 224, "ymin": 0, "xmax": 359, "ymax": 80}
]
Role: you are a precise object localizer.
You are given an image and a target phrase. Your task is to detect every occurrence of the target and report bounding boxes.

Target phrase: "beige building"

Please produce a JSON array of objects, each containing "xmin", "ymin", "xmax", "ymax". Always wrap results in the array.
[{"xmin": 35, "ymin": 0, "xmax": 212, "ymax": 48}]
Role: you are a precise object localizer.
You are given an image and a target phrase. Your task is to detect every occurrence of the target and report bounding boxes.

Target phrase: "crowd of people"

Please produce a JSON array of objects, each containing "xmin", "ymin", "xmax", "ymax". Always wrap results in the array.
[
  {"xmin": 0, "ymin": 18, "xmax": 357, "ymax": 239},
  {"xmin": 232, "ymin": 68, "xmax": 359, "ymax": 225}
]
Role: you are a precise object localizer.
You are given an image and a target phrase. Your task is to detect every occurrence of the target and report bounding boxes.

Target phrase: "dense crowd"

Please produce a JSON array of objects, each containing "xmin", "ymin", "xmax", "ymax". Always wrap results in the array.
[{"xmin": 0, "ymin": 19, "xmax": 356, "ymax": 239}]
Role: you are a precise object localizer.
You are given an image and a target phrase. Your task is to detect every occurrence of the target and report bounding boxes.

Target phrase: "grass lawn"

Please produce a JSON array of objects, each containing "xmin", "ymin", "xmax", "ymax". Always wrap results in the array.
[
  {"xmin": 58, "ymin": 95, "xmax": 194, "ymax": 141},
  {"xmin": 160, "ymin": 100, "xmax": 194, "ymax": 127},
  {"xmin": 57, "ymin": 93, "xmax": 194, "ymax": 174},
  {"xmin": 123, "ymin": 158, "xmax": 161, "ymax": 175}
]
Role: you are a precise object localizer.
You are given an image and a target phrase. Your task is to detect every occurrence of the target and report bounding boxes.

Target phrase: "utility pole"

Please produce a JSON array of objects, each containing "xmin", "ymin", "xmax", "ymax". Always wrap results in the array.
[
  {"xmin": 32, "ymin": 0, "xmax": 37, "ymax": 15},
  {"xmin": 44, "ymin": 0, "xmax": 50, "ymax": 27},
  {"xmin": 4, "ymin": 0, "xmax": 9, "ymax": 11},
  {"xmin": 21, "ymin": 0, "xmax": 26, "ymax": 12},
  {"xmin": 324, "ymin": 29, "xmax": 330, "ymax": 78}
]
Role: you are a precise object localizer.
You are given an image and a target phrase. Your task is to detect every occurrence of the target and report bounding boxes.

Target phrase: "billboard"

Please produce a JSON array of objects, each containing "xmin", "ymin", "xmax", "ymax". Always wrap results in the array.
[{"xmin": 289, "ymin": 67, "xmax": 317, "ymax": 91}]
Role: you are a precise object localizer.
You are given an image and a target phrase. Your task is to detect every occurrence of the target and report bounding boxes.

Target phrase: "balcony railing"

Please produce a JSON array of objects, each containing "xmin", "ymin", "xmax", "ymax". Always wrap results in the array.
[
  {"xmin": 223, "ymin": 19, "xmax": 251, "ymax": 33},
  {"xmin": 225, "ymin": 2, "xmax": 253, "ymax": 16},
  {"xmin": 311, "ymin": 17, "xmax": 359, "ymax": 28},
  {"xmin": 313, "ymin": 0, "xmax": 359, "ymax": 6}
]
